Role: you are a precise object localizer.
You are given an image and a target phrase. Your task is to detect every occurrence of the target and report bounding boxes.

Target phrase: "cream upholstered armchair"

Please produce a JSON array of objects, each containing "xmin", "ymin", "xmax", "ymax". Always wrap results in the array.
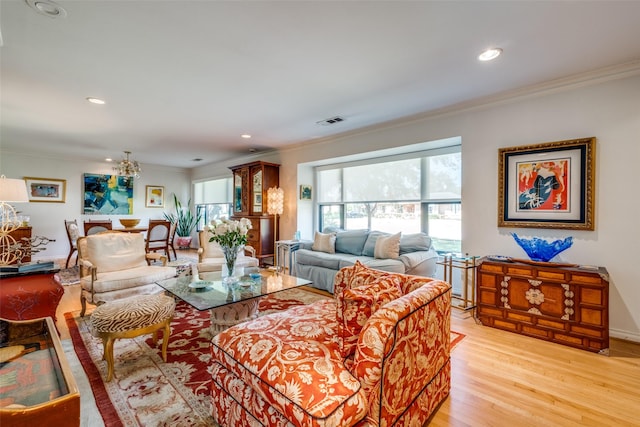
[
  {"xmin": 197, "ymin": 230, "xmax": 259, "ymax": 274},
  {"xmin": 77, "ymin": 231, "xmax": 176, "ymax": 316}
]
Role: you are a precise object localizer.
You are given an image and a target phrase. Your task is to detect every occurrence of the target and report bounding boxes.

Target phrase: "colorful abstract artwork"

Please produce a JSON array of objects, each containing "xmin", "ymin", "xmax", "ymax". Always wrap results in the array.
[
  {"xmin": 517, "ymin": 158, "xmax": 569, "ymax": 211},
  {"xmin": 83, "ymin": 174, "xmax": 133, "ymax": 214}
]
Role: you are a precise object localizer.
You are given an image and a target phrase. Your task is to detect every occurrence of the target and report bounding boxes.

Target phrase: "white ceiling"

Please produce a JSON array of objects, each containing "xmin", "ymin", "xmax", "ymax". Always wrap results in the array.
[{"xmin": 2, "ymin": 0, "xmax": 640, "ymax": 169}]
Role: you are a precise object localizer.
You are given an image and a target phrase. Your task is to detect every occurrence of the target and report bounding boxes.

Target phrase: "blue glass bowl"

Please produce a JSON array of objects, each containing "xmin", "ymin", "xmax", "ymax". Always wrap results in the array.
[{"xmin": 511, "ymin": 233, "xmax": 573, "ymax": 262}]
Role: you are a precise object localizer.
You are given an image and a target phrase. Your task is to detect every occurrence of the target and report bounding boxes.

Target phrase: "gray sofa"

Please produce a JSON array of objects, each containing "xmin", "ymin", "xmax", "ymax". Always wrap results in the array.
[{"xmin": 294, "ymin": 229, "xmax": 439, "ymax": 293}]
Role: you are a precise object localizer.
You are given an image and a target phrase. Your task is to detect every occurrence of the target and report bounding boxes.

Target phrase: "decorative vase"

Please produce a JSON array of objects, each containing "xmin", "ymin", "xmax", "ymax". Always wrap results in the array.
[
  {"xmin": 222, "ymin": 245, "xmax": 239, "ymax": 283},
  {"xmin": 175, "ymin": 236, "xmax": 193, "ymax": 249},
  {"xmin": 511, "ymin": 233, "xmax": 573, "ymax": 262}
]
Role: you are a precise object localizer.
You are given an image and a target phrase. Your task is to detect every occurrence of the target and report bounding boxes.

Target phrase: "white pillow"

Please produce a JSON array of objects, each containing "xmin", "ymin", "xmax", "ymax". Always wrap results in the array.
[
  {"xmin": 312, "ymin": 231, "xmax": 337, "ymax": 254},
  {"xmin": 374, "ymin": 232, "xmax": 401, "ymax": 259}
]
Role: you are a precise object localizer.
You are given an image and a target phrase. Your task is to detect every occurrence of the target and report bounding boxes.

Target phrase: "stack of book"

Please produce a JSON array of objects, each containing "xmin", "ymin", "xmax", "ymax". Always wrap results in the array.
[{"xmin": 0, "ymin": 261, "xmax": 55, "ymax": 273}]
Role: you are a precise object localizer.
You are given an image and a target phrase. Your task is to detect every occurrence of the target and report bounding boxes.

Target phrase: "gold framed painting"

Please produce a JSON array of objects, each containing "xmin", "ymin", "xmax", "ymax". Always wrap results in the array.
[
  {"xmin": 498, "ymin": 137, "xmax": 595, "ymax": 230},
  {"xmin": 24, "ymin": 177, "xmax": 66, "ymax": 203},
  {"xmin": 145, "ymin": 185, "xmax": 165, "ymax": 208}
]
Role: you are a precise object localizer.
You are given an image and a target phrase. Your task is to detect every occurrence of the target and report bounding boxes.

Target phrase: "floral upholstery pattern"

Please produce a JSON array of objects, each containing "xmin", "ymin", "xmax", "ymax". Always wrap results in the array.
[
  {"xmin": 336, "ymin": 276, "xmax": 402, "ymax": 358},
  {"xmin": 352, "ymin": 278, "xmax": 451, "ymax": 425},
  {"xmin": 210, "ymin": 264, "xmax": 451, "ymax": 427},
  {"xmin": 211, "ymin": 300, "xmax": 367, "ymax": 427}
]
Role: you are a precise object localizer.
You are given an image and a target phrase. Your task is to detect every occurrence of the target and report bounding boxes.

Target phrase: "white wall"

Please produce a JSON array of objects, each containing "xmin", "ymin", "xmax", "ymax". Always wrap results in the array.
[
  {"xmin": 265, "ymin": 71, "xmax": 639, "ymax": 341},
  {"xmin": 0, "ymin": 151, "xmax": 191, "ymax": 260}
]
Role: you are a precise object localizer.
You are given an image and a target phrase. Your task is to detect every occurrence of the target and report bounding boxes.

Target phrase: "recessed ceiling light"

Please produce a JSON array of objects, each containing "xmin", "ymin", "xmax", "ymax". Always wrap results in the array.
[
  {"xmin": 478, "ymin": 48, "xmax": 503, "ymax": 61},
  {"xmin": 87, "ymin": 97, "xmax": 106, "ymax": 105},
  {"xmin": 105, "ymin": 158, "xmax": 113, "ymax": 162},
  {"xmin": 25, "ymin": 0, "xmax": 67, "ymax": 18},
  {"xmin": 241, "ymin": 134, "xmax": 252, "ymax": 139}
]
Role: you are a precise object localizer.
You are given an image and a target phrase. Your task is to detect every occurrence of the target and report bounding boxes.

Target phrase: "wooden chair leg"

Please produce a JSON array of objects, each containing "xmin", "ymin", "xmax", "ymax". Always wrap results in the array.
[
  {"xmin": 80, "ymin": 295, "xmax": 87, "ymax": 317},
  {"xmin": 161, "ymin": 320, "xmax": 171, "ymax": 362},
  {"xmin": 104, "ymin": 337, "xmax": 115, "ymax": 382},
  {"xmin": 65, "ymin": 248, "xmax": 77, "ymax": 268}
]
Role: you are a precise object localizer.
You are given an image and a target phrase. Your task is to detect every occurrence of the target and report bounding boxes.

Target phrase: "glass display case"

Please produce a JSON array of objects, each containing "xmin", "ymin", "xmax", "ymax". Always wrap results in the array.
[{"xmin": 229, "ymin": 161, "xmax": 280, "ymax": 262}]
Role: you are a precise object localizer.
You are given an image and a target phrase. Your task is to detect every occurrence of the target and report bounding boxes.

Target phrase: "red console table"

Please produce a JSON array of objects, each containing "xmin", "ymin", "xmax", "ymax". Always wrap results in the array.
[{"xmin": 0, "ymin": 269, "xmax": 64, "ymax": 324}]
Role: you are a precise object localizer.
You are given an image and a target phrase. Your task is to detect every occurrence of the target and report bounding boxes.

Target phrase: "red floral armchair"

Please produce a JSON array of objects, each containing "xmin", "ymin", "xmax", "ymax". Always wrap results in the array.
[{"xmin": 209, "ymin": 262, "xmax": 452, "ymax": 426}]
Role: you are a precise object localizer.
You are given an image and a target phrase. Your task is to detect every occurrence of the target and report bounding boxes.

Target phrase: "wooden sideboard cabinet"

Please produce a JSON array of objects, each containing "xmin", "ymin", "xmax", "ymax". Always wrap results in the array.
[
  {"xmin": 476, "ymin": 258, "xmax": 609, "ymax": 354},
  {"xmin": 230, "ymin": 161, "xmax": 280, "ymax": 262}
]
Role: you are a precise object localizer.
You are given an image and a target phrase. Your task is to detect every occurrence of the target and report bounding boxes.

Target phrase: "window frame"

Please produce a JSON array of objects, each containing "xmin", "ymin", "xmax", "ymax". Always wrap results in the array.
[{"xmin": 316, "ymin": 145, "xmax": 461, "ymax": 253}]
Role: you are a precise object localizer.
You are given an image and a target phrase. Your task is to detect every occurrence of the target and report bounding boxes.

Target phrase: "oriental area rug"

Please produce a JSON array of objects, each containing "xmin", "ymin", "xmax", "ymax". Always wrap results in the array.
[{"xmin": 66, "ymin": 289, "xmax": 465, "ymax": 426}]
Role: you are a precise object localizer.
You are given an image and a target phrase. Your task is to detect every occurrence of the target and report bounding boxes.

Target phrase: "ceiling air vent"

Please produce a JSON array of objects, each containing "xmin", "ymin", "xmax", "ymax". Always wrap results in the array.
[{"xmin": 316, "ymin": 116, "xmax": 345, "ymax": 126}]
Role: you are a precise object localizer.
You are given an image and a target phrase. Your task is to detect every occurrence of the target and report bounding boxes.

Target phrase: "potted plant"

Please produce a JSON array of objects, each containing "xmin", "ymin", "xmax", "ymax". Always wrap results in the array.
[{"xmin": 163, "ymin": 193, "xmax": 202, "ymax": 248}]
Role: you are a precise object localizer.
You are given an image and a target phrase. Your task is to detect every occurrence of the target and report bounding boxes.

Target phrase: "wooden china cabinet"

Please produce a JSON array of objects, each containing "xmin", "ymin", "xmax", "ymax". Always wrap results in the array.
[{"xmin": 229, "ymin": 161, "xmax": 280, "ymax": 264}]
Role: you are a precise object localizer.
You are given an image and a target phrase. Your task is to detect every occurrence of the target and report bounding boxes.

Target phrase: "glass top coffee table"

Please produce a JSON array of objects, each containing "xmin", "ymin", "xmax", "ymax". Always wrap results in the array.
[{"xmin": 156, "ymin": 270, "xmax": 311, "ymax": 335}]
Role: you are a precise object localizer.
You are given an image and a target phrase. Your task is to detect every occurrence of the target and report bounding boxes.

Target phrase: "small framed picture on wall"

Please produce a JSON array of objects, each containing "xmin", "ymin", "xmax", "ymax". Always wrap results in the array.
[
  {"xmin": 24, "ymin": 177, "xmax": 66, "ymax": 203},
  {"xmin": 300, "ymin": 185, "xmax": 312, "ymax": 200},
  {"xmin": 145, "ymin": 185, "xmax": 165, "ymax": 208}
]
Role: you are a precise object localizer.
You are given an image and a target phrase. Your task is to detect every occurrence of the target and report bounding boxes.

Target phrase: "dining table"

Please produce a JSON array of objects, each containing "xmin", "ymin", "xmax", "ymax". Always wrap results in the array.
[{"xmin": 113, "ymin": 227, "xmax": 148, "ymax": 233}]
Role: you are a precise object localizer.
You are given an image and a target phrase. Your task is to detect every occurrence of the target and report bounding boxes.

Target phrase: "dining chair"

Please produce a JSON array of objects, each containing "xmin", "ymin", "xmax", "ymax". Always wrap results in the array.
[
  {"xmin": 64, "ymin": 219, "xmax": 80, "ymax": 268},
  {"xmin": 167, "ymin": 222, "xmax": 177, "ymax": 261},
  {"xmin": 83, "ymin": 219, "xmax": 113, "ymax": 236},
  {"xmin": 145, "ymin": 219, "xmax": 172, "ymax": 262}
]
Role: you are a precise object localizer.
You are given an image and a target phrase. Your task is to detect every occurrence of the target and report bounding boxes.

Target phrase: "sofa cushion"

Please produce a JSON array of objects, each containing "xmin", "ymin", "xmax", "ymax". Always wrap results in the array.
[
  {"xmin": 399, "ymin": 232, "xmax": 432, "ymax": 255},
  {"xmin": 361, "ymin": 231, "xmax": 388, "ymax": 257},
  {"xmin": 210, "ymin": 300, "xmax": 367, "ymax": 425},
  {"xmin": 203, "ymin": 239, "xmax": 224, "ymax": 258},
  {"xmin": 374, "ymin": 232, "xmax": 401, "ymax": 259},
  {"xmin": 337, "ymin": 277, "xmax": 402, "ymax": 358},
  {"xmin": 86, "ymin": 232, "xmax": 147, "ymax": 273},
  {"xmin": 296, "ymin": 249, "xmax": 346, "ymax": 270},
  {"xmin": 355, "ymin": 257, "xmax": 406, "ymax": 273},
  {"xmin": 335, "ymin": 229, "xmax": 369, "ymax": 255},
  {"xmin": 80, "ymin": 266, "xmax": 176, "ymax": 293},
  {"xmin": 312, "ymin": 231, "xmax": 337, "ymax": 254}
]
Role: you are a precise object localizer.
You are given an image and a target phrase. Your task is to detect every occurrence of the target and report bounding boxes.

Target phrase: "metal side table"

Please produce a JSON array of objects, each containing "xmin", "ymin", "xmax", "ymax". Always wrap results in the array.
[
  {"xmin": 437, "ymin": 253, "xmax": 478, "ymax": 311},
  {"xmin": 276, "ymin": 240, "xmax": 303, "ymax": 275}
]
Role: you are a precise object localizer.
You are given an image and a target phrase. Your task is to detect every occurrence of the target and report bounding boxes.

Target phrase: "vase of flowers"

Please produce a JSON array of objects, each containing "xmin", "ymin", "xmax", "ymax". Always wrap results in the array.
[{"xmin": 208, "ymin": 218, "xmax": 253, "ymax": 282}]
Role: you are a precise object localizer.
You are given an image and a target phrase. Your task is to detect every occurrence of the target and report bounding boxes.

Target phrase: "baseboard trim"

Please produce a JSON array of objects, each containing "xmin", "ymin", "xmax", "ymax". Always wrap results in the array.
[{"xmin": 610, "ymin": 328, "xmax": 640, "ymax": 344}]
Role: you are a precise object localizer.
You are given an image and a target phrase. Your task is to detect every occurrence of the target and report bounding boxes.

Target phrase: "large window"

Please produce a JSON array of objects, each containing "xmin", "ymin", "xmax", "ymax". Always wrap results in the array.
[
  {"xmin": 194, "ymin": 178, "xmax": 232, "ymax": 230},
  {"xmin": 317, "ymin": 146, "xmax": 461, "ymax": 253}
]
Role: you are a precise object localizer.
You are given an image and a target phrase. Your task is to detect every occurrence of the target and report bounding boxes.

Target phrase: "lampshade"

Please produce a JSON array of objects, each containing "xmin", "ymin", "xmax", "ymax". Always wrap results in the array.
[
  {"xmin": 0, "ymin": 175, "xmax": 29, "ymax": 202},
  {"xmin": 267, "ymin": 187, "xmax": 284, "ymax": 216}
]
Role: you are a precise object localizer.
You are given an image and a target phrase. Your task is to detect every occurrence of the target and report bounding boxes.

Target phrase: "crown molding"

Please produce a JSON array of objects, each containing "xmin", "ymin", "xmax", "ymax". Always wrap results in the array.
[{"xmin": 288, "ymin": 60, "xmax": 640, "ymax": 152}]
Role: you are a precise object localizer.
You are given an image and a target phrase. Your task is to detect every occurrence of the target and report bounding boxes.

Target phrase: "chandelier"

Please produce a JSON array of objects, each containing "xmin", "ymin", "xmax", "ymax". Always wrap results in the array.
[{"xmin": 113, "ymin": 151, "xmax": 141, "ymax": 178}]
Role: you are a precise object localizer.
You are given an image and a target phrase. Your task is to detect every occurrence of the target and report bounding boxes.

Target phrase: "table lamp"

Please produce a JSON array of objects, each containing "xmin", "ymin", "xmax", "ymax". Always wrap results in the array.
[{"xmin": 0, "ymin": 175, "xmax": 29, "ymax": 265}]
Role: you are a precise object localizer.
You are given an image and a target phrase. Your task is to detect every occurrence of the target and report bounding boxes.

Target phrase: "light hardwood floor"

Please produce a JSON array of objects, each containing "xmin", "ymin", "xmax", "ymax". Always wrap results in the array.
[
  {"xmin": 54, "ymin": 260, "xmax": 640, "ymax": 426},
  {"xmin": 431, "ymin": 310, "xmax": 640, "ymax": 426}
]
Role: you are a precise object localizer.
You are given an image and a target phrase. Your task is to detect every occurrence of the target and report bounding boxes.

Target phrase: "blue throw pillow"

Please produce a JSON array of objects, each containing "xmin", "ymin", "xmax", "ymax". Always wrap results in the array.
[
  {"xmin": 362, "ymin": 231, "xmax": 389, "ymax": 257},
  {"xmin": 399, "ymin": 233, "xmax": 432, "ymax": 254},
  {"xmin": 335, "ymin": 229, "xmax": 369, "ymax": 255}
]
